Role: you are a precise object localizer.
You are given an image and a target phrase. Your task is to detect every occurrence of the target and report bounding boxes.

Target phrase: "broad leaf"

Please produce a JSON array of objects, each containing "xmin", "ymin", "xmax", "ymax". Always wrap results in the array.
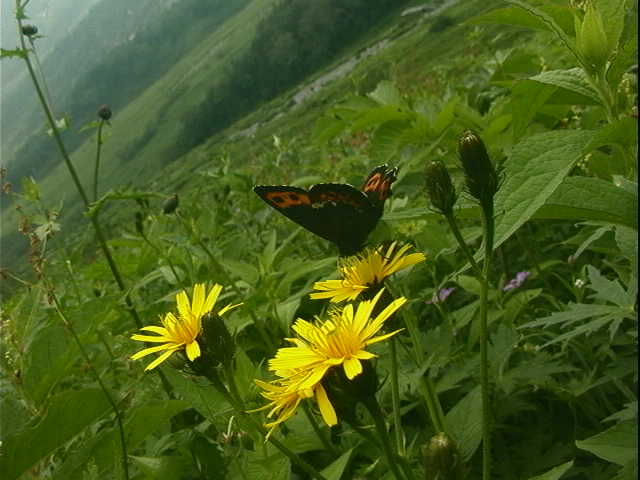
[
  {"xmin": 493, "ymin": 129, "xmax": 594, "ymax": 250},
  {"xmin": 576, "ymin": 420, "xmax": 637, "ymax": 466},
  {"xmin": 0, "ymin": 389, "xmax": 114, "ymax": 480},
  {"xmin": 536, "ymin": 175, "xmax": 638, "ymax": 229}
]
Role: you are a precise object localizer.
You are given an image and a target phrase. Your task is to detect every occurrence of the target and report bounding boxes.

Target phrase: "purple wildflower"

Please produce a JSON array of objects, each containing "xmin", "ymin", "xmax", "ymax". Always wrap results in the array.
[
  {"xmin": 426, "ymin": 287, "xmax": 457, "ymax": 304},
  {"xmin": 502, "ymin": 271, "xmax": 530, "ymax": 291}
]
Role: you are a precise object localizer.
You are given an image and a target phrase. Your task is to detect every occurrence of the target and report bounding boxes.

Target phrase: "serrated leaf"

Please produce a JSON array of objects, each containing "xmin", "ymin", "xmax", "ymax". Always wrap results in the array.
[
  {"xmin": 585, "ymin": 115, "xmax": 638, "ymax": 154},
  {"xmin": 0, "ymin": 389, "xmax": 114, "ymax": 480},
  {"xmin": 527, "ymin": 460, "xmax": 574, "ymax": 480},
  {"xmin": 536, "ymin": 175, "xmax": 638, "ymax": 229},
  {"xmin": 445, "ymin": 386, "xmax": 482, "ymax": 461},
  {"xmin": 585, "ymin": 265, "xmax": 634, "ymax": 306},
  {"xmin": 576, "ymin": 420, "xmax": 638, "ymax": 466},
  {"xmin": 493, "ymin": 129, "xmax": 594, "ymax": 250},
  {"xmin": 532, "ymin": 68, "xmax": 600, "ymax": 101}
]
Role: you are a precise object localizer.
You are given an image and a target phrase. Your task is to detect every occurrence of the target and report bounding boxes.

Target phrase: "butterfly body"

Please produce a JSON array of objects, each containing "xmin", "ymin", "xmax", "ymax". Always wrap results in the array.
[{"xmin": 254, "ymin": 165, "xmax": 397, "ymax": 256}]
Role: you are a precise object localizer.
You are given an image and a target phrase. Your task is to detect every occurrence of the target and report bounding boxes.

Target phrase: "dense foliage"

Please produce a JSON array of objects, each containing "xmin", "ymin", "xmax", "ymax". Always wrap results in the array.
[{"xmin": 1, "ymin": 0, "xmax": 637, "ymax": 479}]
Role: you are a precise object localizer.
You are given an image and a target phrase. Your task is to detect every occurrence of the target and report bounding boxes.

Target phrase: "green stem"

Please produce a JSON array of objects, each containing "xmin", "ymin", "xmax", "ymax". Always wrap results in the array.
[
  {"xmin": 301, "ymin": 402, "xmax": 339, "ymax": 457},
  {"xmin": 16, "ymin": 9, "xmax": 143, "ymax": 329},
  {"xmin": 204, "ymin": 368, "xmax": 328, "ymax": 480},
  {"xmin": 363, "ymin": 397, "xmax": 407, "ymax": 480},
  {"xmin": 93, "ymin": 120, "xmax": 105, "ymax": 202},
  {"xmin": 175, "ymin": 211, "xmax": 276, "ymax": 354},
  {"xmin": 51, "ymin": 290, "xmax": 129, "ymax": 480},
  {"xmin": 479, "ymin": 201, "xmax": 495, "ymax": 480},
  {"xmin": 388, "ymin": 336, "xmax": 405, "ymax": 456},
  {"xmin": 443, "ymin": 211, "xmax": 482, "ymax": 276}
]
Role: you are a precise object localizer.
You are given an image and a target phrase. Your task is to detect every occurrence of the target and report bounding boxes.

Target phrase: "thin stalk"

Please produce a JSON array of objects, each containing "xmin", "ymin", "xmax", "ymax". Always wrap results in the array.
[
  {"xmin": 388, "ymin": 336, "xmax": 405, "ymax": 456},
  {"xmin": 93, "ymin": 120, "xmax": 105, "ymax": 202},
  {"xmin": 443, "ymin": 211, "xmax": 482, "ymax": 277},
  {"xmin": 16, "ymin": 11, "xmax": 143, "ymax": 329},
  {"xmin": 301, "ymin": 402, "xmax": 339, "ymax": 457},
  {"xmin": 362, "ymin": 396, "xmax": 409, "ymax": 480},
  {"xmin": 51, "ymin": 291, "xmax": 129, "ymax": 480},
  {"xmin": 478, "ymin": 201, "xmax": 495, "ymax": 480},
  {"xmin": 175, "ymin": 211, "xmax": 276, "ymax": 354},
  {"xmin": 204, "ymin": 368, "xmax": 328, "ymax": 480}
]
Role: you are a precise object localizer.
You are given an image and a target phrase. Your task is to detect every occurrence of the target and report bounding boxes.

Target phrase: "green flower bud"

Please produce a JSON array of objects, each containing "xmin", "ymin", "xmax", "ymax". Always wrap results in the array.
[
  {"xmin": 21, "ymin": 25, "xmax": 38, "ymax": 37},
  {"xmin": 97, "ymin": 104, "xmax": 112, "ymax": 121},
  {"xmin": 424, "ymin": 161, "xmax": 457, "ymax": 216},
  {"xmin": 162, "ymin": 194, "xmax": 179, "ymax": 214},
  {"xmin": 458, "ymin": 130, "xmax": 498, "ymax": 205},
  {"xmin": 199, "ymin": 311, "xmax": 237, "ymax": 367},
  {"xmin": 321, "ymin": 360, "xmax": 378, "ymax": 424},
  {"xmin": 422, "ymin": 433, "xmax": 467, "ymax": 480}
]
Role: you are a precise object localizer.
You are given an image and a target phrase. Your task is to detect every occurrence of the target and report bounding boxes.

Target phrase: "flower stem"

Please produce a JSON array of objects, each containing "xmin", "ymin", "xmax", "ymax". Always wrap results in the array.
[
  {"xmin": 443, "ymin": 211, "xmax": 482, "ymax": 277},
  {"xmin": 93, "ymin": 120, "xmax": 105, "ymax": 202},
  {"xmin": 479, "ymin": 201, "xmax": 495, "ymax": 480},
  {"xmin": 205, "ymin": 368, "xmax": 328, "ymax": 480},
  {"xmin": 363, "ymin": 396, "xmax": 409, "ymax": 480},
  {"xmin": 16, "ymin": 7, "xmax": 143, "ymax": 330},
  {"xmin": 388, "ymin": 336, "xmax": 405, "ymax": 456},
  {"xmin": 50, "ymin": 290, "xmax": 129, "ymax": 480}
]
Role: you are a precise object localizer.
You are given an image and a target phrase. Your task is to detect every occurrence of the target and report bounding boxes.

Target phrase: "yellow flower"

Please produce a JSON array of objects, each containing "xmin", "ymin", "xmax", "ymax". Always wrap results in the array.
[
  {"xmin": 131, "ymin": 283, "xmax": 237, "ymax": 371},
  {"xmin": 251, "ymin": 289, "xmax": 406, "ymax": 435},
  {"xmin": 311, "ymin": 242, "xmax": 426, "ymax": 302},
  {"xmin": 249, "ymin": 374, "xmax": 336, "ymax": 439}
]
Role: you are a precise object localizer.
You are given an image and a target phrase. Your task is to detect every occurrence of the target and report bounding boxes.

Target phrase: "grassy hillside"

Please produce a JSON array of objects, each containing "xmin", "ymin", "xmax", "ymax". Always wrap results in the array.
[{"xmin": 1, "ymin": 0, "xmax": 636, "ymax": 478}]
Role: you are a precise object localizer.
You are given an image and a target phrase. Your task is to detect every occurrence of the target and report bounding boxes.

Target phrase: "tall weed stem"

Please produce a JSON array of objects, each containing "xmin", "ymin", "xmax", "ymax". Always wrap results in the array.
[
  {"xmin": 16, "ymin": 7, "xmax": 143, "ymax": 329},
  {"xmin": 50, "ymin": 290, "xmax": 130, "ymax": 480},
  {"xmin": 479, "ymin": 202, "xmax": 495, "ymax": 480}
]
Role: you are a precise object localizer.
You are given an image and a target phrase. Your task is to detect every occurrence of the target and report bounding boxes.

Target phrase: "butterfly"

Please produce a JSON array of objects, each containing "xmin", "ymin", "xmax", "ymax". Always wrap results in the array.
[{"xmin": 253, "ymin": 165, "xmax": 398, "ymax": 256}]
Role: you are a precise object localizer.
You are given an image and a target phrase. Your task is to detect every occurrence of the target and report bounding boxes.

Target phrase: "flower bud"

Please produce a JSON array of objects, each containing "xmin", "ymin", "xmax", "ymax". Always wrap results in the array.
[
  {"xmin": 21, "ymin": 25, "xmax": 38, "ymax": 36},
  {"xmin": 422, "ymin": 433, "xmax": 466, "ymax": 480},
  {"xmin": 321, "ymin": 361, "xmax": 378, "ymax": 424},
  {"xmin": 97, "ymin": 104, "xmax": 112, "ymax": 121},
  {"xmin": 198, "ymin": 311, "xmax": 237, "ymax": 367},
  {"xmin": 424, "ymin": 161, "xmax": 457, "ymax": 215},
  {"xmin": 162, "ymin": 194, "xmax": 179, "ymax": 214},
  {"xmin": 458, "ymin": 130, "xmax": 498, "ymax": 205}
]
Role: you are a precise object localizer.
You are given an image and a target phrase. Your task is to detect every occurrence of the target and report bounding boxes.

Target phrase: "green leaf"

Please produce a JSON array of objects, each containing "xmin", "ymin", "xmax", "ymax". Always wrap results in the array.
[
  {"xmin": 129, "ymin": 456, "xmax": 188, "ymax": 480},
  {"xmin": 536, "ymin": 176, "xmax": 638, "ymax": 229},
  {"xmin": 527, "ymin": 460, "xmax": 574, "ymax": 480},
  {"xmin": 468, "ymin": 5, "xmax": 575, "ymax": 36},
  {"xmin": 498, "ymin": 0, "xmax": 581, "ymax": 62},
  {"xmin": 585, "ymin": 115, "xmax": 638, "ymax": 154},
  {"xmin": 585, "ymin": 265, "xmax": 636, "ymax": 306},
  {"xmin": 0, "ymin": 388, "xmax": 114, "ymax": 480},
  {"xmin": 607, "ymin": 35, "xmax": 638, "ymax": 87},
  {"xmin": 446, "ymin": 386, "xmax": 482, "ymax": 461},
  {"xmin": 616, "ymin": 226, "xmax": 638, "ymax": 277},
  {"xmin": 1, "ymin": 47, "xmax": 28, "ymax": 59},
  {"xmin": 576, "ymin": 1, "xmax": 611, "ymax": 69},
  {"xmin": 511, "ymin": 69, "xmax": 600, "ymax": 139},
  {"xmin": 493, "ymin": 129, "xmax": 594, "ymax": 250},
  {"xmin": 576, "ymin": 420, "xmax": 638, "ymax": 466},
  {"xmin": 320, "ymin": 447, "xmax": 355, "ymax": 480},
  {"xmin": 593, "ymin": 0, "xmax": 628, "ymax": 53},
  {"xmin": 368, "ymin": 80, "xmax": 406, "ymax": 106},
  {"xmin": 54, "ymin": 400, "xmax": 189, "ymax": 479}
]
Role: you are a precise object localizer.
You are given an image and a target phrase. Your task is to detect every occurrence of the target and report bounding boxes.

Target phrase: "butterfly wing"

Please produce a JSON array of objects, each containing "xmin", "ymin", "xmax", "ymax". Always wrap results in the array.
[
  {"xmin": 361, "ymin": 164, "xmax": 398, "ymax": 213},
  {"xmin": 307, "ymin": 183, "xmax": 378, "ymax": 256},
  {"xmin": 254, "ymin": 165, "xmax": 398, "ymax": 257}
]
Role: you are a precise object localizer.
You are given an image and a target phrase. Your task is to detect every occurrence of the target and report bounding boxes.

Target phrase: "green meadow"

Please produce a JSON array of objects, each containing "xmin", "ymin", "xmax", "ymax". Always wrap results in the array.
[{"xmin": 1, "ymin": 0, "xmax": 637, "ymax": 479}]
